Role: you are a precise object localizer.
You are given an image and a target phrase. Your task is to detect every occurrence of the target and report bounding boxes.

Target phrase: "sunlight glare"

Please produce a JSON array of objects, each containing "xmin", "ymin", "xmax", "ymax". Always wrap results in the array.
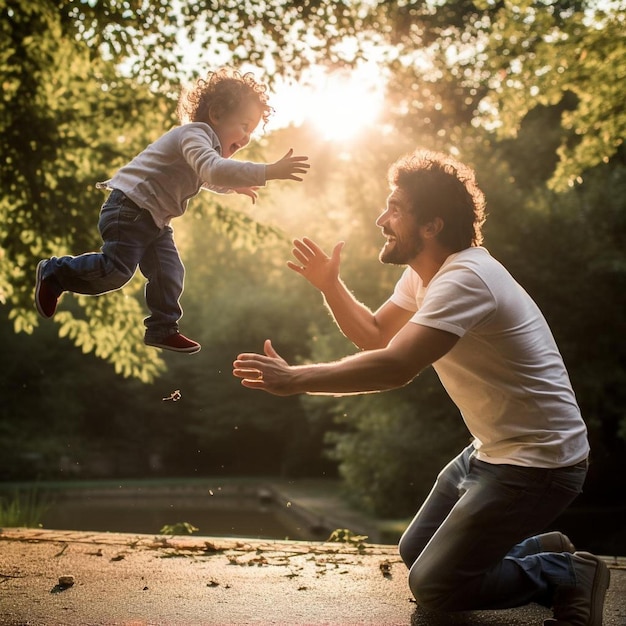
[{"xmin": 269, "ymin": 65, "xmax": 385, "ymax": 142}]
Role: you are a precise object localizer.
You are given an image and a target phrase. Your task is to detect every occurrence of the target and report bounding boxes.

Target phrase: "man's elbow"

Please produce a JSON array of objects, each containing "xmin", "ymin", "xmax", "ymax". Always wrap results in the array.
[
  {"xmin": 355, "ymin": 330, "xmax": 397, "ymax": 352},
  {"xmin": 357, "ymin": 339, "xmax": 389, "ymax": 351}
]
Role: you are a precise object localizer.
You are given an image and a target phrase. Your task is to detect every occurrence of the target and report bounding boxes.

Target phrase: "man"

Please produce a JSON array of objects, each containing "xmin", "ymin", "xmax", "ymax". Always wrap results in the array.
[{"xmin": 232, "ymin": 149, "xmax": 609, "ymax": 625}]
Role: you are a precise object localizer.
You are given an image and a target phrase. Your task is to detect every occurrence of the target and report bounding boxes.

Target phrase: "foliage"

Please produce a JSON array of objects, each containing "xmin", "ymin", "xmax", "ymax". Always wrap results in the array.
[
  {"xmin": 27, "ymin": 0, "xmax": 618, "ymax": 189},
  {"xmin": 477, "ymin": 0, "xmax": 626, "ymax": 190},
  {"xmin": 157, "ymin": 207, "xmax": 334, "ymax": 477},
  {"xmin": 323, "ymin": 373, "xmax": 468, "ymax": 517},
  {"xmin": 1, "ymin": 1, "xmax": 290, "ymax": 380},
  {"xmin": 159, "ymin": 521, "xmax": 199, "ymax": 535},
  {"xmin": 0, "ymin": 0, "xmax": 178, "ymax": 378},
  {"xmin": 0, "ymin": 0, "xmax": 624, "ymax": 519},
  {"xmin": 176, "ymin": 0, "xmax": 373, "ymax": 78},
  {"xmin": 326, "ymin": 528, "xmax": 368, "ymax": 544},
  {"xmin": 3, "ymin": 0, "xmax": 623, "ymax": 379},
  {"xmin": 482, "ymin": 144, "xmax": 626, "ymax": 500},
  {"xmin": 175, "ymin": 0, "xmax": 625, "ymax": 190},
  {"xmin": 0, "ymin": 488, "xmax": 49, "ymax": 527}
]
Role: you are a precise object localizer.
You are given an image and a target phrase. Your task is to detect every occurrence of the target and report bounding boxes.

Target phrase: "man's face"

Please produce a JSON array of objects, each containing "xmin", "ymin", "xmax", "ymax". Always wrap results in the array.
[{"xmin": 376, "ymin": 186, "xmax": 424, "ymax": 265}]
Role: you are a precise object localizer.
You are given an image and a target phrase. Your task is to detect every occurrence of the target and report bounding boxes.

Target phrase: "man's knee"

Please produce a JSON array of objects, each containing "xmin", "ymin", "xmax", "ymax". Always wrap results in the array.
[
  {"xmin": 408, "ymin": 564, "xmax": 459, "ymax": 611},
  {"xmin": 398, "ymin": 535, "xmax": 420, "ymax": 569}
]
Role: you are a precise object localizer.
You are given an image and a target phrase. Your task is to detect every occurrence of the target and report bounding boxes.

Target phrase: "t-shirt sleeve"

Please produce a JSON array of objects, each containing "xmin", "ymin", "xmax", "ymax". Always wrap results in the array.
[
  {"xmin": 389, "ymin": 267, "xmax": 421, "ymax": 312},
  {"xmin": 412, "ymin": 267, "xmax": 496, "ymax": 337}
]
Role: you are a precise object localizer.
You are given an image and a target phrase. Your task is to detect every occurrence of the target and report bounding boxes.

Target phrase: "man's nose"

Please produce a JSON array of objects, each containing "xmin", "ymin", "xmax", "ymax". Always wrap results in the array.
[{"xmin": 375, "ymin": 209, "xmax": 388, "ymax": 227}]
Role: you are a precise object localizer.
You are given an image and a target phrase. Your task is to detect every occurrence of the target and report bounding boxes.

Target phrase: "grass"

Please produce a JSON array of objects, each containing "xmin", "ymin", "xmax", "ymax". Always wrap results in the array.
[{"xmin": 0, "ymin": 488, "xmax": 50, "ymax": 528}]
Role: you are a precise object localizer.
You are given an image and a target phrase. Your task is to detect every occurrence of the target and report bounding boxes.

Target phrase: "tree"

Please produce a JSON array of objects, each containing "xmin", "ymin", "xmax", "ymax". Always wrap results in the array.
[
  {"xmin": 2, "ymin": 0, "xmax": 624, "ymax": 517},
  {"xmin": 0, "ymin": 0, "xmax": 182, "ymax": 380},
  {"xmin": 177, "ymin": 0, "xmax": 625, "ymax": 188},
  {"xmin": 476, "ymin": 0, "xmax": 626, "ymax": 190},
  {"xmin": 3, "ymin": 0, "xmax": 623, "ymax": 378},
  {"xmin": 324, "ymin": 373, "xmax": 466, "ymax": 517}
]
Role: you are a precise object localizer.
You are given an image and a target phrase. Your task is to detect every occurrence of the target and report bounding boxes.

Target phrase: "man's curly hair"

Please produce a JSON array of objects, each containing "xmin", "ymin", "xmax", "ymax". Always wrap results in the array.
[
  {"xmin": 177, "ymin": 68, "xmax": 273, "ymax": 127},
  {"xmin": 388, "ymin": 149, "xmax": 487, "ymax": 250}
]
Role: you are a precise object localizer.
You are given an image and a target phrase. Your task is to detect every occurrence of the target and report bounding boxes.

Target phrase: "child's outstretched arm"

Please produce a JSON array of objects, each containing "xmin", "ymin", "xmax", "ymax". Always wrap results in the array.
[{"xmin": 266, "ymin": 149, "xmax": 310, "ymax": 182}]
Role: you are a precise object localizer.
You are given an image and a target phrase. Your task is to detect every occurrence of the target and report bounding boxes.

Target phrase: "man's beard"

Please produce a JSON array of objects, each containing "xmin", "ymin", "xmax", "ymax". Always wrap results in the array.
[{"xmin": 379, "ymin": 232, "xmax": 424, "ymax": 265}]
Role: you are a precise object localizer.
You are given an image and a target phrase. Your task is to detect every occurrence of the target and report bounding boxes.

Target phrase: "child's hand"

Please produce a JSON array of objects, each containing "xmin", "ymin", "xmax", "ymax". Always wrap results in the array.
[
  {"xmin": 266, "ymin": 149, "xmax": 310, "ymax": 182},
  {"xmin": 233, "ymin": 187, "xmax": 260, "ymax": 204}
]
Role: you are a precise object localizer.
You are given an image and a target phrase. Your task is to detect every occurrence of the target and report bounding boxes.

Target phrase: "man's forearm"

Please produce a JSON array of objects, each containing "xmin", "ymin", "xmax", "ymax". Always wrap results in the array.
[
  {"xmin": 233, "ymin": 325, "xmax": 458, "ymax": 397},
  {"xmin": 286, "ymin": 349, "xmax": 416, "ymax": 396},
  {"xmin": 321, "ymin": 278, "xmax": 388, "ymax": 350}
]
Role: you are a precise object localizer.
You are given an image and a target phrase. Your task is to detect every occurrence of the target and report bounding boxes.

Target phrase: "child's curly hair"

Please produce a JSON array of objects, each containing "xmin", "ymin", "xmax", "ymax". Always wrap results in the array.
[
  {"xmin": 388, "ymin": 149, "xmax": 487, "ymax": 250},
  {"xmin": 177, "ymin": 68, "xmax": 273, "ymax": 127}
]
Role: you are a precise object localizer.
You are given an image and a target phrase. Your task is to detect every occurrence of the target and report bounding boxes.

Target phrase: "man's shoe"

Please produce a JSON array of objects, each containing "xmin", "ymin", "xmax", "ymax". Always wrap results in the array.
[
  {"xmin": 35, "ymin": 260, "xmax": 59, "ymax": 319},
  {"xmin": 537, "ymin": 531, "xmax": 576, "ymax": 554},
  {"xmin": 546, "ymin": 551, "xmax": 610, "ymax": 626},
  {"xmin": 145, "ymin": 333, "xmax": 201, "ymax": 354}
]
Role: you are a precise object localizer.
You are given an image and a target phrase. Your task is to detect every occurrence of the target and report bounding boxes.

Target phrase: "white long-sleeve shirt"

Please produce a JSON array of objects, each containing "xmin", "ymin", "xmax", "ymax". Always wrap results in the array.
[{"xmin": 97, "ymin": 122, "xmax": 266, "ymax": 228}]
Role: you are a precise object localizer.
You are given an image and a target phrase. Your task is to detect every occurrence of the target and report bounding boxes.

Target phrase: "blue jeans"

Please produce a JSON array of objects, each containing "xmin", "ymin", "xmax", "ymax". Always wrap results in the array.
[
  {"xmin": 43, "ymin": 190, "xmax": 184, "ymax": 341},
  {"xmin": 398, "ymin": 444, "xmax": 588, "ymax": 611}
]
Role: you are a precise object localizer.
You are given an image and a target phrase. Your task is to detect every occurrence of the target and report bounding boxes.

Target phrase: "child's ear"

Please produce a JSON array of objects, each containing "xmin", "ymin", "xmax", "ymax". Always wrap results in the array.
[{"xmin": 208, "ymin": 106, "xmax": 222, "ymax": 125}]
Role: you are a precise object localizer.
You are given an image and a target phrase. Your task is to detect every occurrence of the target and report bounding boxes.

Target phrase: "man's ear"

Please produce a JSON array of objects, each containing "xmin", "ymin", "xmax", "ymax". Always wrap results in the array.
[{"xmin": 422, "ymin": 217, "xmax": 444, "ymax": 239}]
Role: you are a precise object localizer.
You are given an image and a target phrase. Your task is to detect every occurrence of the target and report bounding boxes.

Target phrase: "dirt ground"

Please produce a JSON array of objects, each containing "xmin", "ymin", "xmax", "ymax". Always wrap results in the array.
[{"xmin": 1, "ymin": 528, "xmax": 625, "ymax": 626}]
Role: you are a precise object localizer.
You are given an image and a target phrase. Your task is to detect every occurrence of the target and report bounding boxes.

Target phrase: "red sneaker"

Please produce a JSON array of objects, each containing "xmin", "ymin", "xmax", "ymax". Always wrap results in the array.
[
  {"xmin": 35, "ymin": 260, "xmax": 59, "ymax": 319},
  {"xmin": 145, "ymin": 333, "xmax": 201, "ymax": 354}
]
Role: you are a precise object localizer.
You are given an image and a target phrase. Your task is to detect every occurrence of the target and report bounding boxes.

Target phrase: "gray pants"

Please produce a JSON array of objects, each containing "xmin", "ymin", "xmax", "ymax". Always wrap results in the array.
[{"xmin": 399, "ymin": 444, "xmax": 587, "ymax": 611}]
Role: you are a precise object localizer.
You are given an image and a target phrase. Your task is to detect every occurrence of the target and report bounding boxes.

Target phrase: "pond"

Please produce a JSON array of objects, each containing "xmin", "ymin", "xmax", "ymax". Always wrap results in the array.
[
  {"xmin": 16, "ymin": 480, "xmax": 624, "ymax": 554},
  {"xmin": 38, "ymin": 482, "xmax": 334, "ymax": 541}
]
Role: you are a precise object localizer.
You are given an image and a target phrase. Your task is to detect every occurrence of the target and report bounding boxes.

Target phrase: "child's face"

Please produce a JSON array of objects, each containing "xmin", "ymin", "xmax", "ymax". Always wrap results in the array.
[{"xmin": 209, "ymin": 101, "xmax": 263, "ymax": 158}]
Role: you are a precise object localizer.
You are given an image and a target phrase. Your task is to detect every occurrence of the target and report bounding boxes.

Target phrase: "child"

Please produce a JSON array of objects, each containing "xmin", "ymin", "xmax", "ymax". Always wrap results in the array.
[{"xmin": 35, "ymin": 68, "xmax": 309, "ymax": 354}]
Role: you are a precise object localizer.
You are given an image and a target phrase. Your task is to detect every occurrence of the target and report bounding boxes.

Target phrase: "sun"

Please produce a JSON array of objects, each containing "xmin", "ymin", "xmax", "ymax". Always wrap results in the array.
[{"xmin": 269, "ymin": 64, "xmax": 385, "ymax": 142}]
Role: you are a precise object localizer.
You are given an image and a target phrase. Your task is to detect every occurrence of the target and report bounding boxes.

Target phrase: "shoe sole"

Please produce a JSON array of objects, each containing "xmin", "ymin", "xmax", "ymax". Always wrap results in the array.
[
  {"xmin": 577, "ymin": 551, "xmax": 611, "ymax": 626},
  {"xmin": 144, "ymin": 340, "xmax": 201, "ymax": 354},
  {"xmin": 34, "ymin": 260, "xmax": 54, "ymax": 319}
]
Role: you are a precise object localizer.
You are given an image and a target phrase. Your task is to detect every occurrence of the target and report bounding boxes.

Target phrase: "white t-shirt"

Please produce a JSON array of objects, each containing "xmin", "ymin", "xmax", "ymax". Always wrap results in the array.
[{"xmin": 390, "ymin": 246, "xmax": 589, "ymax": 468}]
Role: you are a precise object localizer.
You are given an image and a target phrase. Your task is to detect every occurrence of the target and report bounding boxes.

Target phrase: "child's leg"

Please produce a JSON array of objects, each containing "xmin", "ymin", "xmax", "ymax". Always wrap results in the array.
[
  {"xmin": 42, "ymin": 190, "xmax": 158, "ymax": 296},
  {"xmin": 139, "ymin": 226, "xmax": 185, "ymax": 342}
]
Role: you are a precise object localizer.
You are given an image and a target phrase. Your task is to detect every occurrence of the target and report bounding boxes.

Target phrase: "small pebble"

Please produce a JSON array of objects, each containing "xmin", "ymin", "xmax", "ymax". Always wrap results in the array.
[{"xmin": 58, "ymin": 575, "xmax": 74, "ymax": 587}]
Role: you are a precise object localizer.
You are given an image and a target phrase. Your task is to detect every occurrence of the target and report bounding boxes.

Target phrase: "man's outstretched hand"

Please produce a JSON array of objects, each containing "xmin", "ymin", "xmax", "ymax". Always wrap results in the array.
[
  {"xmin": 233, "ymin": 339, "xmax": 298, "ymax": 396},
  {"xmin": 287, "ymin": 237, "xmax": 344, "ymax": 292}
]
